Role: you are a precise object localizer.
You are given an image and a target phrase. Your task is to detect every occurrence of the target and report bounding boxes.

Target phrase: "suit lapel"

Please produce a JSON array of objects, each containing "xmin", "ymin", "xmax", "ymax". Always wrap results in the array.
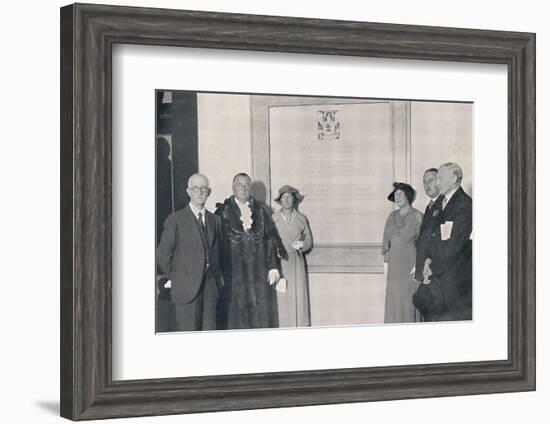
[
  {"xmin": 420, "ymin": 202, "xmax": 432, "ymax": 233},
  {"xmin": 431, "ymin": 195, "xmax": 443, "ymax": 222},
  {"xmin": 185, "ymin": 206, "xmax": 207, "ymax": 250},
  {"xmin": 424, "ymin": 202, "xmax": 431, "ymax": 216},
  {"xmin": 441, "ymin": 187, "xmax": 463, "ymax": 221},
  {"xmin": 421, "ymin": 195, "xmax": 442, "ymax": 231}
]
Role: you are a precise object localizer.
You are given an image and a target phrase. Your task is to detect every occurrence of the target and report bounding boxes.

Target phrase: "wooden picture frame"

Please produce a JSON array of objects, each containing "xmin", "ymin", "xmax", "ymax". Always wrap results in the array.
[{"xmin": 60, "ymin": 3, "xmax": 535, "ymax": 420}]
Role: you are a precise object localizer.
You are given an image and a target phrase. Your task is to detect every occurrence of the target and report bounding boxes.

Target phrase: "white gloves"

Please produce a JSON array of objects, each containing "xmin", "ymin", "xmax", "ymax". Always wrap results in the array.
[{"xmin": 268, "ymin": 269, "xmax": 280, "ymax": 285}]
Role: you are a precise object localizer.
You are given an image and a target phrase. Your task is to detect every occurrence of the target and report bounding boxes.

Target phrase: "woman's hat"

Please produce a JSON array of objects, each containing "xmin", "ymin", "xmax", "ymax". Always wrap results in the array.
[
  {"xmin": 387, "ymin": 182, "xmax": 416, "ymax": 204},
  {"xmin": 274, "ymin": 185, "xmax": 304, "ymax": 204}
]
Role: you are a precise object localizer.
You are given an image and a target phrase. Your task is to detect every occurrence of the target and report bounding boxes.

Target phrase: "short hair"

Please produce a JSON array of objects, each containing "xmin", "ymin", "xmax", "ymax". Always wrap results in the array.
[
  {"xmin": 232, "ymin": 173, "xmax": 251, "ymax": 184},
  {"xmin": 187, "ymin": 173, "xmax": 210, "ymax": 188},
  {"xmin": 441, "ymin": 162, "xmax": 463, "ymax": 184},
  {"xmin": 424, "ymin": 167, "xmax": 438, "ymax": 175}
]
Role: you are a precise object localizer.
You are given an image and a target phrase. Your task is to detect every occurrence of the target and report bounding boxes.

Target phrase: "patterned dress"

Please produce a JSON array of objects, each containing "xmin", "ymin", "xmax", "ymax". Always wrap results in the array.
[{"xmin": 382, "ymin": 207, "xmax": 423, "ymax": 323}]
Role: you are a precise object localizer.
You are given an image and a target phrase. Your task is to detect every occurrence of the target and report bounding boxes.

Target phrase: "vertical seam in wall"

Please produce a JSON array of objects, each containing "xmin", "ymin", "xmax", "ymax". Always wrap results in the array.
[
  {"xmin": 196, "ymin": 93, "xmax": 201, "ymax": 175},
  {"xmin": 267, "ymin": 104, "xmax": 272, "ymax": 204},
  {"xmin": 392, "ymin": 102, "xmax": 396, "ymax": 182},
  {"xmin": 249, "ymin": 96, "xmax": 254, "ymax": 179},
  {"xmin": 407, "ymin": 101, "xmax": 412, "ymax": 183}
]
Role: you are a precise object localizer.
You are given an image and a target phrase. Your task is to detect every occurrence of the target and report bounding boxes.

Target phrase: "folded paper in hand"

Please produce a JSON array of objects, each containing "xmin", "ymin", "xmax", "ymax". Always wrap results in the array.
[{"xmin": 276, "ymin": 278, "xmax": 287, "ymax": 293}]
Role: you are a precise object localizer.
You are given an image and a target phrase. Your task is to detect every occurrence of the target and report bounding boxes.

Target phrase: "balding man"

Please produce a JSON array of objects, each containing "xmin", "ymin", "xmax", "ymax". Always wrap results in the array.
[
  {"xmin": 423, "ymin": 162, "xmax": 472, "ymax": 321},
  {"xmin": 157, "ymin": 173, "xmax": 223, "ymax": 331}
]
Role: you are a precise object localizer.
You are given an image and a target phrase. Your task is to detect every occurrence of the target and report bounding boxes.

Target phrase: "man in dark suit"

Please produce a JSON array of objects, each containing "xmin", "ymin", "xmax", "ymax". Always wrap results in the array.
[
  {"xmin": 414, "ymin": 168, "xmax": 443, "ymax": 284},
  {"xmin": 157, "ymin": 173, "xmax": 223, "ymax": 331},
  {"xmin": 423, "ymin": 162, "xmax": 472, "ymax": 321}
]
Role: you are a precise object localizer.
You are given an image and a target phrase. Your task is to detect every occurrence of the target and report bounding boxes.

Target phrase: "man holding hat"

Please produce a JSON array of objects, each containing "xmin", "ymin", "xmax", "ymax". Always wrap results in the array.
[{"xmin": 422, "ymin": 162, "xmax": 472, "ymax": 321}]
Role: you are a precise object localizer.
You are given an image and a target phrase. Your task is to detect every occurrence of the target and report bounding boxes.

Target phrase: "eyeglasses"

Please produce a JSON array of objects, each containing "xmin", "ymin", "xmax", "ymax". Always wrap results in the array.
[{"xmin": 189, "ymin": 186, "xmax": 210, "ymax": 194}]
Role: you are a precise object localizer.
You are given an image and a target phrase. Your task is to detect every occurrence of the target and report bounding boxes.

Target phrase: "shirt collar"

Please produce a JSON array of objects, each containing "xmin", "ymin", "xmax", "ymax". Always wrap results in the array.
[
  {"xmin": 444, "ymin": 187, "xmax": 460, "ymax": 204},
  {"xmin": 189, "ymin": 203, "xmax": 205, "ymax": 219},
  {"xmin": 235, "ymin": 198, "xmax": 250, "ymax": 209}
]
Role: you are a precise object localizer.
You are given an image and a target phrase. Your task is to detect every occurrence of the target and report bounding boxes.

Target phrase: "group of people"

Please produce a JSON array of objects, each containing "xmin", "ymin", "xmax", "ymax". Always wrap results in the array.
[
  {"xmin": 157, "ymin": 172, "xmax": 313, "ymax": 331},
  {"xmin": 157, "ymin": 161, "xmax": 472, "ymax": 332},
  {"xmin": 382, "ymin": 162, "xmax": 472, "ymax": 323}
]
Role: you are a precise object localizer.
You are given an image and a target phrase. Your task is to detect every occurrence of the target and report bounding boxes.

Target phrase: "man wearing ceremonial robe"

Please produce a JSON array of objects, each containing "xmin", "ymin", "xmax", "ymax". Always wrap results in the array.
[{"xmin": 215, "ymin": 173, "xmax": 286, "ymax": 329}]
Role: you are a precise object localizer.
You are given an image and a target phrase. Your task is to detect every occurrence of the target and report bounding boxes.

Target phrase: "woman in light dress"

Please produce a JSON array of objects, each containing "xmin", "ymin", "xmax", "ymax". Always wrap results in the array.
[
  {"xmin": 272, "ymin": 185, "xmax": 313, "ymax": 328},
  {"xmin": 382, "ymin": 182, "xmax": 423, "ymax": 323}
]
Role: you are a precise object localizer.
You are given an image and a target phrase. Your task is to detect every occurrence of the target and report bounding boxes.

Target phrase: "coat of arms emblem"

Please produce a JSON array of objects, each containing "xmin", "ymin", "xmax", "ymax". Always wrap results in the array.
[{"xmin": 317, "ymin": 110, "xmax": 341, "ymax": 141}]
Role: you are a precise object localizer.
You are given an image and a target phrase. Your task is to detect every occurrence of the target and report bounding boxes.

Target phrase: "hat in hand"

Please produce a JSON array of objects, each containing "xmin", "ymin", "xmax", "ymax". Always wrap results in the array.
[{"xmin": 412, "ymin": 279, "xmax": 446, "ymax": 321}]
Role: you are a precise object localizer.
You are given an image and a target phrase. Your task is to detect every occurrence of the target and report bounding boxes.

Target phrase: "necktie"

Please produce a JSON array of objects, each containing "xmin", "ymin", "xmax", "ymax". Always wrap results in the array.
[
  {"xmin": 197, "ymin": 212, "xmax": 206, "ymax": 235},
  {"xmin": 428, "ymin": 199, "xmax": 434, "ymax": 210},
  {"xmin": 197, "ymin": 212, "xmax": 209, "ymax": 268}
]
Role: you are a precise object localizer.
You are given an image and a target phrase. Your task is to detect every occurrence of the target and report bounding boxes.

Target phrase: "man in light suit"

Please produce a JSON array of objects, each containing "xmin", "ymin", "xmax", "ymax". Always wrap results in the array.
[
  {"xmin": 157, "ymin": 173, "xmax": 223, "ymax": 331},
  {"xmin": 423, "ymin": 162, "xmax": 472, "ymax": 321}
]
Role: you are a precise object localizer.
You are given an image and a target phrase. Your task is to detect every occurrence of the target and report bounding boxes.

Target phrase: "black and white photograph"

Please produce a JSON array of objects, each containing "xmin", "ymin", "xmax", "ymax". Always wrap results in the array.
[
  {"xmin": 2, "ymin": 0, "xmax": 544, "ymax": 423},
  {"xmin": 155, "ymin": 90, "xmax": 473, "ymax": 333}
]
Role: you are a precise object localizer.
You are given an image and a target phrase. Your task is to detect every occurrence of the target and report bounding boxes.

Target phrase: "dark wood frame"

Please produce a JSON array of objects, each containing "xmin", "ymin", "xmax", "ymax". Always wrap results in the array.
[{"xmin": 60, "ymin": 3, "xmax": 536, "ymax": 421}]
